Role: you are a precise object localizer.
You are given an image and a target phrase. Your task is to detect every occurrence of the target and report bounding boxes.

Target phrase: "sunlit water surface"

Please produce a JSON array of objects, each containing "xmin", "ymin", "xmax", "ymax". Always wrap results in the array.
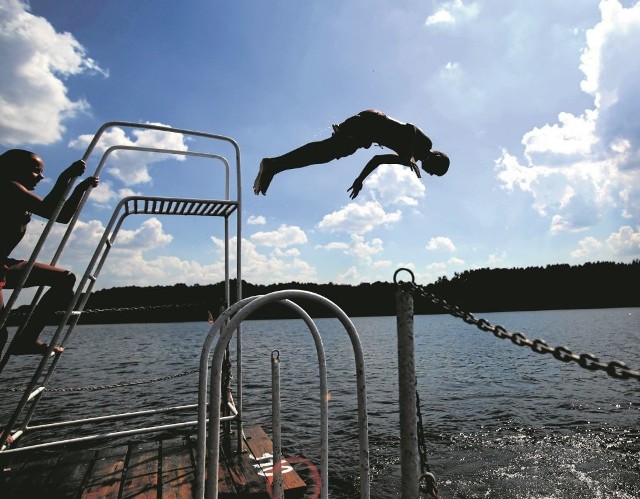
[{"xmin": 2, "ymin": 307, "xmax": 638, "ymax": 498}]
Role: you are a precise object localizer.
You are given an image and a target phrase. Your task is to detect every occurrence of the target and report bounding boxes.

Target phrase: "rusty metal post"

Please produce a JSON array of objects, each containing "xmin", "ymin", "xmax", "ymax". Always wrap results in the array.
[{"xmin": 396, "ymin": 283, "xmax": 420, "ymax": 498}]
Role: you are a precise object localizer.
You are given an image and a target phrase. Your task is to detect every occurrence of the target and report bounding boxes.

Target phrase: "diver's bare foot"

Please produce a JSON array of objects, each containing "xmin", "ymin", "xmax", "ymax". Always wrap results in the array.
[
  {"xmin": 253, "ymin": 159, "xmax": 276, "ymax": 195},
  {"xmin": 0, "ymin": 430, "xmax": 14, "ymax": 447},
  {"xmin": 11, "ymin": 339, "xmax": 64, "ymax": 356}
]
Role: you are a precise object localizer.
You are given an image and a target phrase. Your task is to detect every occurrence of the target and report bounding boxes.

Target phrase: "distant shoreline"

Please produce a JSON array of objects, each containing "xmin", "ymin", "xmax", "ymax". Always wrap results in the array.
[{"xmin": 8, "ymin": 260, "xmax": 639, "ymax": 325}]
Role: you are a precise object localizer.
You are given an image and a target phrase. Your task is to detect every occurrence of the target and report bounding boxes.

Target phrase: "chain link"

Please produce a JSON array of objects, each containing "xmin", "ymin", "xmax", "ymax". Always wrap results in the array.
[
  {"xmin": 416, "ymin": 391, "xmax": 441, "ymax": 499},
  {"xmin": 7, "ymin": 301, "xmax": 209, "ymax": 320},
  {"xmin": 0, "ymin": 368, "xmax": 199, "ymax": 393},
  {"xmin": 78, "ymin": 302, "xmax": 208, "ymax": 315},
  {"xmin": 403, "ymin": 281, "xmax": 640, "ymax": 382}
]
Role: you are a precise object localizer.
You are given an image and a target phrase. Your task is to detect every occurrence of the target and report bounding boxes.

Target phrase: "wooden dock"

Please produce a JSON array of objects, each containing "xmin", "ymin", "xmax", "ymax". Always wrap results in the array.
[{"xmin": 0, "ymin": 425, "xmax": 308, "ymax": 498}]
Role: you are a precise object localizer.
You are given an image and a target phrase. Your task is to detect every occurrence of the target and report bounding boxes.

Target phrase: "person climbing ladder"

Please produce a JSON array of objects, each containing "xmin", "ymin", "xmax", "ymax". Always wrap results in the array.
[{"xmin": 0, "ymin": 149, "xmax": 98, "ymax": 357}]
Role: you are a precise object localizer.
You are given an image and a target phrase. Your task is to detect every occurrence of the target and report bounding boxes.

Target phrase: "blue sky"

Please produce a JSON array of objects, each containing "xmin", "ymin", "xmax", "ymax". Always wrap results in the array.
[{"xmin": 1, "ymin": 0, "xmax": 639, "ymax": 298}]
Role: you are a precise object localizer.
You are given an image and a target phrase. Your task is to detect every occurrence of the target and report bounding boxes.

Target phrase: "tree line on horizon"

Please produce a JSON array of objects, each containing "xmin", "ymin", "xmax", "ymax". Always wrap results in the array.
[{"xmin": 7, "ymin": 260, "xmax": 639, "ymax": 326}]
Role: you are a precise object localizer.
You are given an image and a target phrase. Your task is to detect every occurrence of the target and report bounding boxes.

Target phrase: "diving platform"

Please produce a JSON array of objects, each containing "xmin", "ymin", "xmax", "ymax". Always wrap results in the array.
[{"xmin": 0, "ymin": 425, "xmax": 307, "ymax": 498}]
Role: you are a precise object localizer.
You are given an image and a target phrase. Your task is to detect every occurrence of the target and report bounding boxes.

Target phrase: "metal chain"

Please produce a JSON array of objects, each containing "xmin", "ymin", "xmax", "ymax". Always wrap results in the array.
[
  {"xmin": 0, "ymin": 368, "xmax": 199, "ymax": 393},
  {"xmin": 7, "ymin": 301, "xmax": 210, "ymax": 320},
  {"xmin": 403, "ymin": 281, "xmax": 640, "ymax": 381},
  {"xmin": 78, "ymin": 302, "xmax": 209, "ymax": 315},
  {"xmin": 416, "ymin": 391, "xmax": 440, "ymax": 499}
]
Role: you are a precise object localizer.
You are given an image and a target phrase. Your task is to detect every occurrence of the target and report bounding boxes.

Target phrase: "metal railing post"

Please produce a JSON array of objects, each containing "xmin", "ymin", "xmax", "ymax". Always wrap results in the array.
[
  {"xmin": 396, "ymin": 285, "xmax": 420, "ymax": 498},
  {"xmin": 271, "ymin": 350, "xmax": 284, "ymax": 499}
]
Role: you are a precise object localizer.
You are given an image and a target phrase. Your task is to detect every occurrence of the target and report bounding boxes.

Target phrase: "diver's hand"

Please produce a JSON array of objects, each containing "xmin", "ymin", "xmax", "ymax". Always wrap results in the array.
[
  {"xmin": 347, "ymin": 179, "xmax": 363, "ymax": 199},
  {"xmin": 410, "ymin": 161, "xmax": 421, "ymax": 178}
]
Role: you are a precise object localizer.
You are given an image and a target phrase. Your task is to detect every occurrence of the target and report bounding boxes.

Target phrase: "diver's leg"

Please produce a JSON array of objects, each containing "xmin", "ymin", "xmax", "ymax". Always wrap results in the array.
[
  {"xmin": 8, "ymin": 263, "xmax": 74, "ymax": 355},
  {"xmin": 254, "ymin": 135, "xmax": 359, "ymax": 195},
  {"xmin": 0, "ymin": 291, "xmax": 7, "ymax": 358}
]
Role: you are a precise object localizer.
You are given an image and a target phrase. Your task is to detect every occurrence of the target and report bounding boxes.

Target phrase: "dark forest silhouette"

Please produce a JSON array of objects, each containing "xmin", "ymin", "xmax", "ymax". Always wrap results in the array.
[{"xmin": 7, "ymin": 260, "xmax": 639, "ymax": 325}]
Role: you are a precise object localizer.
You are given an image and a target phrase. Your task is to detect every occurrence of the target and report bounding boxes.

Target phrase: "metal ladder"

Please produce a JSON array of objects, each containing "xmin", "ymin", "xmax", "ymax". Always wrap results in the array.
[{"xmin": 0, "ymin": 122, "xmax": 243, "ymax": 450}]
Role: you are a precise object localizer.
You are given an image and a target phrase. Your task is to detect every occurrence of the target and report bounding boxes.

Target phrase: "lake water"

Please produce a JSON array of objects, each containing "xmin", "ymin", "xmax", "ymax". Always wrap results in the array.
[{"xmin": 1, "ymin": 307, "xmax": 639, "ymax": 498}]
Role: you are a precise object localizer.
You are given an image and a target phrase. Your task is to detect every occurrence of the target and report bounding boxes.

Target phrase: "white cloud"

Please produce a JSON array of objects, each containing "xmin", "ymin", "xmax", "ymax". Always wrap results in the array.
[
  {"xmin": 606, "ymin": 225, "xmax": 640, "ymax": 256},
  {"xmin": 102, "ymin": 253, "xmax": 227, "ymax": 286},
  {"xmin": 12, "ymin": 217, "xmax": 108, "ymax": 270},
  {"xmin": 248, "ymin": 215, "xmax": 266, "ymax": 225},
  {"xmin": 114, "ymin": 217, "xmax": 173, "ymax": 250},
  {"xmin": 571, "ymin": 235, "xmax": 604, "ymax": 259},
  {"xmin": 317, "ymin": 200, "xmax": 401, "ymax": 234},
  {"xmin": 522, "ymin": 110, "xmax": 599, "ymax": 160},
  {"xmin": 366, "ymin": 164, "xmax": 425, "ymax": 206},
  {"xmin": 273, "ymin": 247, "xmax": 301, "ymax": 257},
  {"xmin": 320, "ymin": 233, "xmax": 384, "ymax": 265},
  {"xmin": 495, "ymin": 0, "xmax": 640, "ymax": 235},
  {"xmin": 250, "ymin": 224, "xmax": 307, "ymax": 248},
  {"xmin": 426, "ymin": 236, "xmax": 456, "ymax": 252},
  {"xmin": 571, "ymin": 225, "xmax": 640, "ymax": 260},
  {"xmin": 336, "ymin": 266, "xmax": 361, "ymax": 285},
  {"xmin": 448, "ymin": 256, "xmax": 465, "ymax": 266},
  {"xmin": 318, "ymin": 241, "xmax": 349, "ymax": 251},
  {"xmin": 68, "ymin": 124, "xmax": 189, "ymax": 185},
  {"xmin": 425, "ymin": 0, "xmax": 480, "ymax": 26},
  {"xmin": 487, "ymin": 252, "xmax": 507, "ymax": 266},
  {"xmin": 373, "ymin": 260, "xmax": 392, "ymax": 269},
  {"xmin": 0, "ymin": 0, "xmax": 106, "ymax": 146},
  {"xmin": 9, "ymin": 217, "xmax": 225, "ymax": 290},
  {"xmin": 212, "ymin": 236, "xmax": 317, "ymax": 284}
]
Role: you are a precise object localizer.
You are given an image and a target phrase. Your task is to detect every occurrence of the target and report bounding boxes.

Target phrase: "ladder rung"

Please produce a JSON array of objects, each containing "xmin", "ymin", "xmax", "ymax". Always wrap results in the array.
[{"xmin": 28, "ymin": 387, "xmax": 46, "ymax": 401}]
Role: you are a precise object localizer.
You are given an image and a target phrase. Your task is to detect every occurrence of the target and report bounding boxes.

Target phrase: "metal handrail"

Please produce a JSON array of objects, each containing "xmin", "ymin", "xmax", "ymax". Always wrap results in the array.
[
  {"xmin": 197, "ymin": 290, "xmax": 371, "ymax": 499},
  {"xmin": 0, "ymin": 122, "xmax": 243, "ymax": 451}
]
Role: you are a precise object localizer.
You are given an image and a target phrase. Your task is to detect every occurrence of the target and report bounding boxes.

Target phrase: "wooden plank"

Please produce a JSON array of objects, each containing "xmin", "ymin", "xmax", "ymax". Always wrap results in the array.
[
  {"xmin": 81, "ymin": 445, "xmax": 129, "ymax": 499},
  {"xmin": 0, "ymin": 451, "xmax": 61, "ymax": 498},
  {"xmin": 0, "ymin": 427, "xmax": 308, "ymax": 499},
  {"xmin": 161, "ymin": 437, "xmax": 194, "ymax": 499},
  {"xmin": 47, "ymin": 449, "xmax": 96, "ymax": 498},
  {"xmin": 217, "ymin": 443, "xmax": 240, "ymax": 498},
  {"xmin": 121, "ymin": 441, "xmax": 159, "ymax": 499},
  {"xmin": 224, "ymin": 450, "xmax": 269, "ymax": 499},
  {"xmin": 242, "ymin": 426, "xmax": 307, "ymax": 498}
]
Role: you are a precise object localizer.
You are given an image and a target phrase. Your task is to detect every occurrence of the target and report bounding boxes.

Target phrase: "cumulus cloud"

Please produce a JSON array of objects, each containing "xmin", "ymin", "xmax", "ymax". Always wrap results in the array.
[
  {"xmin": 366, "ymin": 164, "xmax": 425, "ymax": 206},
  {"xmin": 69, "ymin": 124, "xmax": 189, "ymax": 185},
  {"xmin": 336, "ymin": 266, "xmax": 361, "ymax": 285},
  {"xmin": 425, "ymin": 0, "xmax": 480, "ymax": 26},
  {"xmin": 606, "ymin": 225, "xmax": 640, "ymax": 256},
  {"xmin": 448, "ymin": 256, "xmax": 465, "ymax": 266},
  {"xmin": 83, "ymin": 180, "xmax": 141, "ymax": 208},
  {"xmin": 317, "ymin": 200, "xmax": 401, "ymax": 234},
  {"xmin": 426, "ymin": 236, "xmax": 456, "ymax": 252},
  {"xmin": 248, "ymin": 215, "xmax": 267, "ymax": 225},
  {"xmin": 570, "ymin": 225, "xmax": 640, "ymax": 260},
  {"xmin": 320, "ymin": 233, "xmax": 384, "ymax": 265},
  {"xmin": 249, "ymin": 224, "xmax": 307, "ymax": 248},
  {"xmin": 495, "ymin": 0, "xmax": 640, "ymax": 236},
  {"xmin": 487, "ymin": 252, "xmax": 506, "ymax": 266},
  {"xmin": 115, "ymin": 217, "xmax": 173, "ymax": 250},
  {"xmin": 571, "ymin": 235, "xmax": 604, "ymax": 259},
  {"xmin": 9, "ymin": 216, "xmax": 229, "ymax": 290},
  {"xmin": 211, "ymin": 236, "xmax": 317, "ymax": 284},
  {"xmin": 0, "ymin": 0, "xmax": 106, "ymax": 146}
]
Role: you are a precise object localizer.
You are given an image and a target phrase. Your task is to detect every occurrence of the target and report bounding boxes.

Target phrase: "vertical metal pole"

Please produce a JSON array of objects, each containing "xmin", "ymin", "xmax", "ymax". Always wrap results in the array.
[
  {"xmin": 271, "ymin": 350, "xmax": 283, "ymax": 499},
  {"xmin": 396, "ymin": 287, "xmax": 420, "ymax": 498}
]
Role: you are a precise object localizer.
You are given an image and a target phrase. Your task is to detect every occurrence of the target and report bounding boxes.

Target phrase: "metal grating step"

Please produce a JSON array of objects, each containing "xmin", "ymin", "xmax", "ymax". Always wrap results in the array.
[{"xmin": 123, "ymin": 197, "xmax": 238, "ymax": 217}]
